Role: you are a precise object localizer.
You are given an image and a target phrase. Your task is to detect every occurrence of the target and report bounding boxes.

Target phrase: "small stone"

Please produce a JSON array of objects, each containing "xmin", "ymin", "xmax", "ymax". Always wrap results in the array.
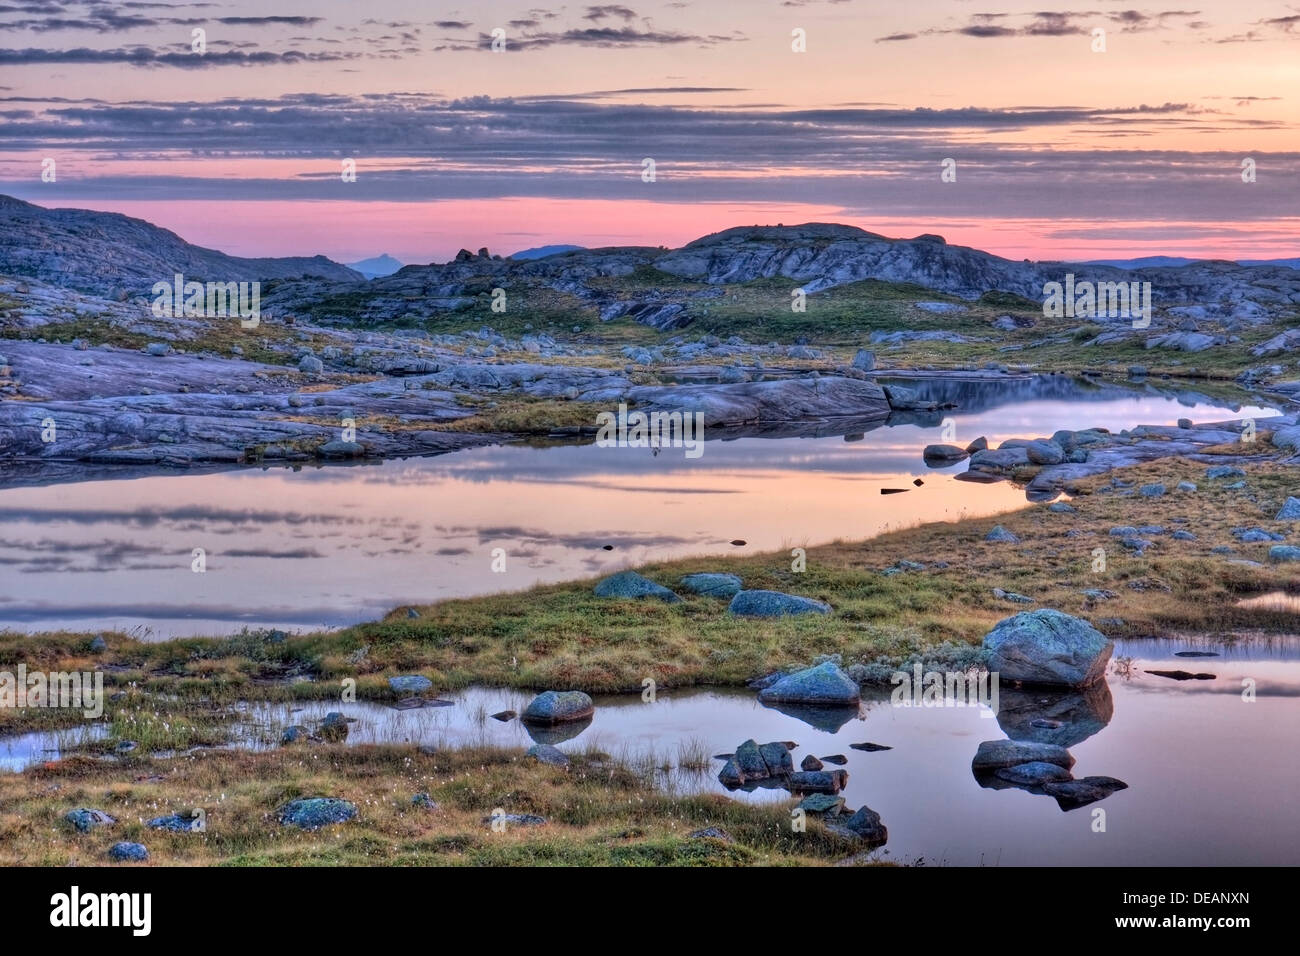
[{"xmin": 985, "ymin": 525, "xmax": 1020, "ymax": 544}]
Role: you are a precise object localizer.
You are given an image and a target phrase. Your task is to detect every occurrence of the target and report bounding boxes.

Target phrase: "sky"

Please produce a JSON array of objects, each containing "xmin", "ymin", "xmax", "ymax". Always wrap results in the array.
[{"xmin": 0, "ymin": 0, "xmax": 1298, "ymax": 263}]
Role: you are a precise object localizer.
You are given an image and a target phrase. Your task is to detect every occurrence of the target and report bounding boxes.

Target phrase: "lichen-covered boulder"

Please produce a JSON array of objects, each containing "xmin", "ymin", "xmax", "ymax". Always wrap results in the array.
[
  {"xmin": 147, "ymin": 811, "xmax": 201, "ymax": 832},
  {"xmin": 835, "ymin": 805, "xmax": 888, "ymax": 845},
  {"xmin": 279, "ymin": 797, "xmax": 357, "ymax": 830},
  {"xmin": 757, "ymin": 661, "xmax": 860, "ymax": 706},
  {"xmin": 983, "ymin": 609, "xmax": 1113, "ymax": 688},
  {"xmin": 679, "ymin": 572, "xmax": 743, "ymax": 598},
  {"xmin": 729, "ymin": 590, "xmax": 830, "ymax": 618},
  {"xmin": 1276, "ymin": 497, "xmax": 1300, "ymax": 520},
  {"xmin": 593, "ymin": 570, "xmax": 681, "ymax": 602},
  {"xmin": 521, "ymin": 690, "xmax": 595, "ymax": 725},
  {"xmin": 108, "ymin": 842, "xmax": 149, "ymax": 862},
  {"xmin": 788, "ymin": 769, "xmax": 848, "ymax": 793},
  {"xmin": 65, "ymin": 808, "xmax": 115, "ymax": 833}
]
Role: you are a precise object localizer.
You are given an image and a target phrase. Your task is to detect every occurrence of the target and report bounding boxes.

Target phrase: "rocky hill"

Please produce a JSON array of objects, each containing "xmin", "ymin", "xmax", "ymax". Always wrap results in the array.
[
  {"xmin": 0, "ymin": 195, "xmax": 360, "ymax": 295},
  {"xmin": 261, "ymin": 222, "xmax": 1300, "ymax": 331}
]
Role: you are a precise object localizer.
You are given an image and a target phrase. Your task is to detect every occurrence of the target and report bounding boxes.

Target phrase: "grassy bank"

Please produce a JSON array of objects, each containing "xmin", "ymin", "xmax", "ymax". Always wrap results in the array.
[{"xmin": 0, "ymin": 744, "xmax": 873, "ymax": 866}]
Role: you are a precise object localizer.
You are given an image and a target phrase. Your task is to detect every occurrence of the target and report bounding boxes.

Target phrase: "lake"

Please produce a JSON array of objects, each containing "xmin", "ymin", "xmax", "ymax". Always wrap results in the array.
[{"xmin": 0, "ymin": 375, "xmax": 1279, "ymax": 638}]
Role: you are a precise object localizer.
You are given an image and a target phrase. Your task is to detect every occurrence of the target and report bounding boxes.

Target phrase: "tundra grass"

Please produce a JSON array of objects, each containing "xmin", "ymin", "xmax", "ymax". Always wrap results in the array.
[{"xmin": 0, "ymin": 743, "xmax": 881, "ymax": 866}]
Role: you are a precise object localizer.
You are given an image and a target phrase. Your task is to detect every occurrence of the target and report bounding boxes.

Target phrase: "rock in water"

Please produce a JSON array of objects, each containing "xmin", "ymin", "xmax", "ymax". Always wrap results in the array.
[
  {"xmin": 1043, "ymin": 776, "xmax": 1128, "ymax": 810},
  {"xmin": 798, "ymin": 793, "xmax": 845, "ymax": 814},
  {"xmin": 280, "ymin": 725, "xmax": 308, "ymax": 744},
  {"xmin": 835, "ymin": 805, "xmax": 888, "ymax": 845},
  {"xmin": 679, "ymin": 572, "xmax": 743, "ymax": 598},
  {"xmin": 971, "ymin": 739, "xmax": 1075, "ymax": 772},
  {"xmin": 278, "ymin": 798, "xmax": 357, "ymax": 830},
  {"xmin": 593, "ymin": 570, "xmax": 681, "ymax": 602},
  {"xmin": 728, "ymin": 739, "xmax": 793, "ymax": 784},
  {"xmin": 520, "ymin": 690, "xmax": 595, "ymax": 725},
  {"xmin": 788, "ymin": 769, "xmax": 849, "ymax": 793},
  {"xmin": 320, "ymin": 712, "xmax": 350, "ymax": 741},
  {"xmin": 801, "ymin": 754, "xmax": 824, "ymax": 771},
  {"xmin": 982, "ymin": 609, "xmax": 1113, "ymax": 688},
  {"xmin": 728, "ymin": 589, "xmax": 831, "ymax": 617},
  {"xmin": 923, "ymin": 444, "xmax": 969, "ymax": 464},
  {"xmin": 995, "ymin": 761, "xmax": 1074, "ymax": 786},
  {"xmin": 757, "ymin": 661, "xmax": 860, "ymax": 706}
]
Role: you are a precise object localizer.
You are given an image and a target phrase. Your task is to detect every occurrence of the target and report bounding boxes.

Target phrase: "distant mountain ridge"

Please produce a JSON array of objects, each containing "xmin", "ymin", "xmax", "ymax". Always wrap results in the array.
[
  {"xmin": 346, "ymin": 253, "xmax": 404, "ymax": 278},
  {"xmin": 4, "ymin": 198, "xmax": 1299, "ymax": 329},
  {"xmin": 510, "ymin": 244, "xmax": 586, "ymax": 260},
  {"xmin": 1081, "ymin": 255, "xmax": 1300, "ymax": 270},
  {"xmin": 255, "ymin": 221, "xmax": 1300, "ymax": 331},
  {"xmin": 0, "ymin": 195, "xmax": 361, "ymax": 294}
]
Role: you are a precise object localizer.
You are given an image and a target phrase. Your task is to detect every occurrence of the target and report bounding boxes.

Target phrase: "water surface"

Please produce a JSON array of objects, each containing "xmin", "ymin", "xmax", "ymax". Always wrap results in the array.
[{"xmin": 0, "ymin": 377, "xmax": 1278, "ymax": 638}]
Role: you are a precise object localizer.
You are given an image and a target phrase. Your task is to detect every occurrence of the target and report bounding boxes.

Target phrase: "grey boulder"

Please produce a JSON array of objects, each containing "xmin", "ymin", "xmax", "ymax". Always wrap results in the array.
[
  {"xmin": 521, "ymin": 690, "xmax": 595, "ymax": 725},
  {"xmin": 729, "ymin": 589, "xmax": 830, "ymax": 617},
  {"xmin": 593, "ymin": 570, "xmax": 681, "ymax": 603},
  {"xmin": 983, "ymin": 609, "xmax": 1113, "ymax": 688},
  {"xmin": 757, "ymin": 661, "xmax": 860, "ymax": 706}
]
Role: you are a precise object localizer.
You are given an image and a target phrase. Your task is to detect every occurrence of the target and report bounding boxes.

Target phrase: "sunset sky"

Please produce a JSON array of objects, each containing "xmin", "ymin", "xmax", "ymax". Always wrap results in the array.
[{"xmin": 1, "ymin": 0, "xmax": 1298, "ymax": 262}]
